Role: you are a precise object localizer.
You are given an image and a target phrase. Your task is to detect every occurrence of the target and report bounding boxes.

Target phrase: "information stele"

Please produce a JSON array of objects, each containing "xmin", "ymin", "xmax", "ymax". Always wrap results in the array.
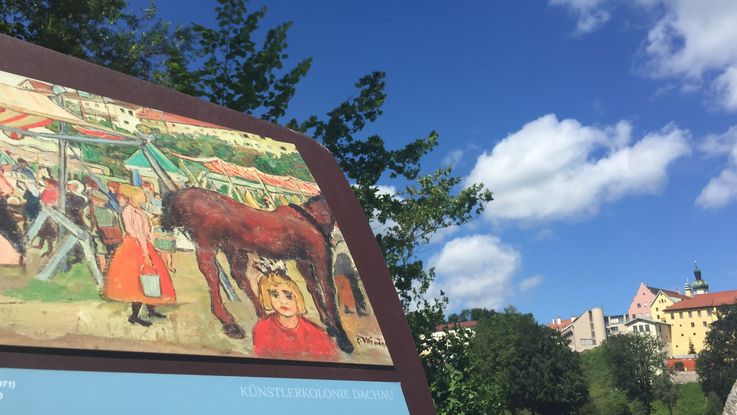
[{"xmin": 0, "ymin": 35, "xmax": 435, "ymax": 414}]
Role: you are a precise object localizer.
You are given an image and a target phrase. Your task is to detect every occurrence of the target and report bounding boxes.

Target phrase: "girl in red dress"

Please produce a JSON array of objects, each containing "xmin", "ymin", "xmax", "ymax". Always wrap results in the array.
[
  {"xmin": 103, "ymin": 184, "xmax": 176, "ymax": 327},
  {"xmin": 252, "ymin": 272, "xmax": 337, "ymax": 360}
]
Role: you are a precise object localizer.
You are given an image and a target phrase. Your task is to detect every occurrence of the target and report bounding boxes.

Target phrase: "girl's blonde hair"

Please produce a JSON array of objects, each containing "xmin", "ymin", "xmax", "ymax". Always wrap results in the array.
[
  {"xmin": 118, "ymin": 184, "xmax": 145, "ymax": 200},
  {"xmin": 258, "ymin": 272, "xmax": 307, "ymax": 315}
]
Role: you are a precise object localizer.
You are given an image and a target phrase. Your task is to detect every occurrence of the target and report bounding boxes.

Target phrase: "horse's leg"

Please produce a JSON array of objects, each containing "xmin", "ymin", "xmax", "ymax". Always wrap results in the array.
[
  {"xmin": 225, "ymin": 249, "xmax": 265, "ymax": 318},
  {"xmin": 348, "ymin": 273, "xmax": 369, "ymax": 317},
  {"xmin": 295, "ymin": 258, "xmax": 329, "ymax": 323},
  {"xmin": 195, "ymin": 247, "xmax": 245, "ymax": 339},
  {"xmin": 298, "ymin": 253, "xmax": 354, "ymax": 354}
]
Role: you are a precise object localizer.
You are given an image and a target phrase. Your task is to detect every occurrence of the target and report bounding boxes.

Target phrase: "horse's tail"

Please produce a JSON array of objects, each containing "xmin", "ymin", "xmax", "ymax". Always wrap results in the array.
[{"xmin": 289, "ymin": 203, "xmax": 332, "ymax": 243}]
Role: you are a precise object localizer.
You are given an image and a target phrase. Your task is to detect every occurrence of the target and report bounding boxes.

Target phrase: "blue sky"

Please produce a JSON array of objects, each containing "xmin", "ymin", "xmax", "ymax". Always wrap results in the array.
[{"xmin": 136, "ymin": 0, "xmax": 737, "ymax": 323}]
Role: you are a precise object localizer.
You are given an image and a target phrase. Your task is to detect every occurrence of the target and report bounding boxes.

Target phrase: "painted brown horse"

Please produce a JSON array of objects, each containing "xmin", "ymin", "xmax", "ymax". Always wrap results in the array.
[{"xmin": 163, "ymin": 187, "xmax": 354, "ymax": 353}]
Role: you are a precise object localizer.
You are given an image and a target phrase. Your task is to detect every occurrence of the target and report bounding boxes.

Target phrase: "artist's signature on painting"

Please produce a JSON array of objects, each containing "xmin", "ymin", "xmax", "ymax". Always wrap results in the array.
[
  {"xmin": 0, "ymin": 379, "xmax": 16, "ymax": 400},
  {"xmin": 355, "ymin": 334, "xmax": 386, "ymax": 347}
]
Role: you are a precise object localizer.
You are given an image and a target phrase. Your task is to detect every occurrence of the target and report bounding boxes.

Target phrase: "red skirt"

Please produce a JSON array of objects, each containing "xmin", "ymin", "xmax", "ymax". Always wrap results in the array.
[{"xmin": 103, "ymin": 236, "xmax": 176, "ymax": 305}]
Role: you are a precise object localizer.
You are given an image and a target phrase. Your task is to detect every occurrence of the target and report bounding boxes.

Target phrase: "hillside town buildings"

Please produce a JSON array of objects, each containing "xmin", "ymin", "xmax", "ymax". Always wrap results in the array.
[{"xmin": 549, "ymin": 264, "xmax": 737, "ymax": 358}]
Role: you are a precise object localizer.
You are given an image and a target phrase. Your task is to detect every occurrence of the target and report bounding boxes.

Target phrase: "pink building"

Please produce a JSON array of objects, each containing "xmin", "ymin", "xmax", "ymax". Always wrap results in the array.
[{"xmin": 627, "ymin": 282, "xmax": 682, "ymax": 320}]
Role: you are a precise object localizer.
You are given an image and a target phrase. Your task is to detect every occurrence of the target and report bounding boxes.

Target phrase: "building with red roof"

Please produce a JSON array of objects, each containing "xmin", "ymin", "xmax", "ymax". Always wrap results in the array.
[{"xmin": 660, "ymin": 264, "xmax": 737, "ymax": 354}]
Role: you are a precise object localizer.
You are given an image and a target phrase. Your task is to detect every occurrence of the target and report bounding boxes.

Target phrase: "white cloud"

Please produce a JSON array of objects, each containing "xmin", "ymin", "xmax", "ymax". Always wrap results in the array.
[
  {"xmin": 550, "ymin": 0, "xmax": 611, "ymax": 35},
  {"xmin": 465, "ymin": 114, "xmax": 690, "ymax": 223},
  {"xmin": 442, "ymin": 149, "xmax": 464, "ymax": 167},
  {"xmin": 638, "ymin": 1, "xmax": 737, "ymax": 111},
  {"xmin": 553, "ymin": 1, "xmax": 737, "ymax": 111},
  {"xmin": 696, "ymin": 125, "xmax": 737, "ymax": 209},
  {"xmin": 699, "ymin": 125, "xmax": 737, "ymax": 158},
  {"xmin": 428, "ymin": 224, "xmax": 460, "ymax": 245},
  {"xmin": 431, "ymin": 234, "xmax": 522, "ymax": 309},
  {"xmin": 713, "ymin": 67, "xmax": 737, "ymax": 111},
  {"xmin": 375, "ymin": 185, "xmax": 398, "ymax": 197},
  {"xmin": 520, "ymin": 275, "xmax": 544, "ymax": 292}
]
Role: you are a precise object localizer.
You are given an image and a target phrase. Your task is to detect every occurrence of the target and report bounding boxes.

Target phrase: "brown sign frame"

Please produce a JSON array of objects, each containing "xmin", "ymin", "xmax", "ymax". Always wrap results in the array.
[{"xmin": 0, "ymin": 34, "xmax": 436, "ymax": 414}]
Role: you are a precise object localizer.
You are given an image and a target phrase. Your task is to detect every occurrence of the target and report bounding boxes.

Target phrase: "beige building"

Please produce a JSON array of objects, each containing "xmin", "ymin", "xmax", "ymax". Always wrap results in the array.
[
  {"xmin": 604, "ymin": 314, "xmax": 629, "ymax": 336},
  {"xmin": 560, "ymin": 307, "xmax": 607, "ymax": 352},
  {"xmin": 624, "ymin": 317, "xmax": 672, "ymax": 351}
]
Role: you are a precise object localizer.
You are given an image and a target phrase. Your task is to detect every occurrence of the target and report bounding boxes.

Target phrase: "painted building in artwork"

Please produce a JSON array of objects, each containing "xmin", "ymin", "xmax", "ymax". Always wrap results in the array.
[
  {"xmin": 17, "ymin": 79, "xmax": 53, "ymax": 95},
  {"xmin": 559, "ymin": 307, "xmax": 607, "ymax": 352},
  {"xmin": 57, "ymin": 91, "xmax": 109, "ymax": 122},
  {"xmin": 103, "ymin": 98, "xmax": 141, "ymax": 133},
  {"xmin": 136, "ymin": 108, "xmax": 295, "ymax": 156}
]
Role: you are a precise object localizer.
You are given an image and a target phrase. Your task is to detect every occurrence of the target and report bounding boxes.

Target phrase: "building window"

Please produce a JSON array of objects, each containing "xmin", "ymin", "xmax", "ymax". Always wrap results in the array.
[
  {"xmin": 645, "ymin": 325, "xmax": 651, "ymax": 332},
  {"xmin": 637, "ymin": 303, "xmax": 641, "ymax": 308},
  {"xmin": 688, "ymin": 311, "xmax": 693, "ymax": 318},
  {"xmin": 691, "ymin": 322, "xmax": 695, "ymax": 328},
  {"xmin": 707, "ymin": 309, "xmax": 713, "ymax": 316},
  {"xmin": 703, "ymin": 321, "xmax": 708, "ymax": 327},
  {"xmin": 679, "ymin": 312, "xmax": 683, "ymax": 319},
  {"xmin": 698, "ymin": 310, "xmax": 702, "ymax": 317}
]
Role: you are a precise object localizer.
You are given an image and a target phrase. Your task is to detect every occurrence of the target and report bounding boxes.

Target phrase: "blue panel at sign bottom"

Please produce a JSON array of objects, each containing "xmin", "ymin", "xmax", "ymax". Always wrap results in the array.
[{"xmin": 0, "ymin": 367, "xmax": 409, "ymax": 414}]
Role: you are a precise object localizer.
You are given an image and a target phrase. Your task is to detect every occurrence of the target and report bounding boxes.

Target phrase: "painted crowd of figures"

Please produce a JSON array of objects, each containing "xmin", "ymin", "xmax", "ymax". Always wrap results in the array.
[{"xmin": 0, "ymin": 156, "xmax": 370, "ymax": 361}]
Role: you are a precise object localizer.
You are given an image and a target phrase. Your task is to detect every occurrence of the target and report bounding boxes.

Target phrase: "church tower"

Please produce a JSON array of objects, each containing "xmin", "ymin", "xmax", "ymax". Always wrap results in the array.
[{"xmin": 691, "ymin": 262, "xmax": 709, "ymax": 295}]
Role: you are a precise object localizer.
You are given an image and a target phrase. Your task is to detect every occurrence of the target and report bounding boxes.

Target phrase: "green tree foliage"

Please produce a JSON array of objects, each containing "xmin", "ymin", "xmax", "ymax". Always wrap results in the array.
[
  {"xmin": 190, "ymin": 0, "xmax": 312, "ymax": 121},
  {"xmin": 421, "ymin": 327, "xmax": 500, "ymax": 414},
  {"xmin": 602, "ymin": 333, "xmax": 669, "ymax": 411},
  {"xmin": 653, "ymin": 374, "xmax": 678, "ymax": 415},
  {"xmin": 469, "ymin": 308, "xmax": 589, "ymax": 414},
  {"xmin": 447, "ymin": 307, "xmax": 496, "ymax": 323},
  {"xmin": 697, "ymin": 305, "xmax": 737, "ymax": 402},
  {"xmin": 0, "ymin": 0, "xmax": 193, "ymax": 82},
  {"xmin": 252, "ymin": 152, "xmax": 313, "ymax": 182},
  {"xmin": 580, "ymin": 347, "xmax": 632, "ymax": 415},
  {"xmin": 702, "ymin": 391, "xmax": 723, "ymax": 415}
]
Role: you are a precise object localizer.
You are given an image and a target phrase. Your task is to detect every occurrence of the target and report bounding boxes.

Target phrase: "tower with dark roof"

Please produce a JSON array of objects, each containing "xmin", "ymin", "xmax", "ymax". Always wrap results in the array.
[{"xmin": 691, "ymin": 262, "xmax": 709, "ymax": 295}]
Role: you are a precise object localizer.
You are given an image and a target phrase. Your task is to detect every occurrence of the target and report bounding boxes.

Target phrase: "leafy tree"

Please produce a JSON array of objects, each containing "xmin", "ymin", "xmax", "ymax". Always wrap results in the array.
[
  {"xmin": 697, "ymin": 305, "xmax": 737, "ymax": 402},
  {"xmin": 629, "ymin": 400, "xmax": 648, "ymax": 415},
  {"xmin": 447, "ymin": 307, "xmax": 496, "ymax": 323},
  {"xmin": 602, "ymin": 333, "xmax": 669, "ymax": 412},
  {"xmin": 0, "ymin": 0, "xmax": 192, "ymax": 82},
  {"xmin": 190, "ymin": 0, "xmax": 312, "ymax": 121},
  {"xmin": 653, "ymin": 373, "xmax": 678, "ymax": 415},
  {"xmin": 580, "ymin": 347, "xmax": 632, "ymax": 415},
  {"xmin": 470, "ymin": 308, "xmax": 589, "ymax": 414},
  {"xmin": 703, "ymin": 391, "xmax": 723, "ymax": 415},
  {"xmin": 421, "ymin": 327, "xmax": 500, "ymax": 414}
]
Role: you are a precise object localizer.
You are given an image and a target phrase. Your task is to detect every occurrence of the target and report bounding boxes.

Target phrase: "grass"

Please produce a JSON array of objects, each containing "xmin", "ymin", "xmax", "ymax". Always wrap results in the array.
[{"xmin": 5, "ymin": 263, "xmax": 101, "ymax": 302}]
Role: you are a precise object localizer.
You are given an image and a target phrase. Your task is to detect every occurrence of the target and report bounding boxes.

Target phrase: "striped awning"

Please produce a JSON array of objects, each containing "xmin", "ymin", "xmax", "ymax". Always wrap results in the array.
[
  {"xmin": 173, "ymin": 152, "xmax": 320, "ymax": 196},
  {"xmin": 0, "ymin": 108, "xmax": 54, "ymax": 139}
]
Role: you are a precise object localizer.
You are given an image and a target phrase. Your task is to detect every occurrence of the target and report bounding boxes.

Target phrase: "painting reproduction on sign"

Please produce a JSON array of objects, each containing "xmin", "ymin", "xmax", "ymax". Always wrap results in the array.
[{"xmin": 0, "ymin": 70, "xmax": 391, "ymax": 365}]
